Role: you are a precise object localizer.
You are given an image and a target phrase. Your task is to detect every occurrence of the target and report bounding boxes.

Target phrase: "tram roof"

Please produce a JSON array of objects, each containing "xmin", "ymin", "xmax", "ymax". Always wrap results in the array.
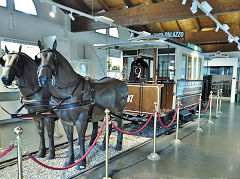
[{"xmin": 94, "ymin": 34, "xmax": 212, "ymax": 60}]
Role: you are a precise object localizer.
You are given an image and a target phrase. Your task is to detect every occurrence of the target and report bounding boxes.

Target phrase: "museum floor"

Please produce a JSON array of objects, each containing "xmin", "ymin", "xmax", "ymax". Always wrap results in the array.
[{"xmin": 74, "ymin": 102, "xmax": 240, "ymax": 179}]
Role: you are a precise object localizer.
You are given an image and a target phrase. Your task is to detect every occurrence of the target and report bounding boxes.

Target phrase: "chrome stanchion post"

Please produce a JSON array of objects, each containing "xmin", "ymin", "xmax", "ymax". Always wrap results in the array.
[
  {"xmin": 216, "ymin": 90, "xmax": 219, "ymax": 118},
  {"xmin": 196, "ymin": 94, "xmax": 203, "ymax": 132},
  {"xmin": 103, "ymin": 109, "xmax": 111, "ymax": 179},
  {"xmin": 14, "ymin": 127, "xmax": 23, "ymax": 179},
  {"xmin": 207, "ymin": 91, "xmax": 213, "ymax": 124},
  {"xmin": 173, "ymin": 97, "xmax": 181, "ymax": 145},
  {"xmin": 219, "ymin": 89, "xmax": 222, "ymax": 114},
  {"xmin": 147, "ymin": 102, "xmax": 160, "ymax": 161}
]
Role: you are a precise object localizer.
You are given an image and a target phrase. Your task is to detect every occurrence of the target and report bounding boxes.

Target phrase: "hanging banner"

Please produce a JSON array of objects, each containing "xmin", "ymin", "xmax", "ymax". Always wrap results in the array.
[{"xmin": 159, "ymin": 31, "xmax": 185, "ymax": 38}]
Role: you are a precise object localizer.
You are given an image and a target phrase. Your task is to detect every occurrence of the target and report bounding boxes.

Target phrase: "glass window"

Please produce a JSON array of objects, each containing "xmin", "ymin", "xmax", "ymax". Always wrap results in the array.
[
  {"xmin": 14, "ymin": 0, "xmax": 37, "ymax": 15},
  {"xmin": 180, "ymin": 55, "xmax": 187, "ymax": 79},
  {"xmin": 197, "ymin": 58, "xmax": 201, "ymax": 79},
  {"xmin": 95, "ymin": 29, "xmax": 107, "ymax": 35},
  {"xmin": 109, "ymin": 28, "xmax": 119, "ymax": 38},
  {"xmin": 0, "ymin": 0, "xmax": 6, "ymax": 7},
  {"xmin": 187, "ymin": 55, "xmax": 191, "ymax": 79},
  {"xmin": 158, "ymin": 55, "xmax": 175, "ymax": 79},
  {"xmin": 192, "ymin": 57, "xmax": 197, "ymax": 79}
]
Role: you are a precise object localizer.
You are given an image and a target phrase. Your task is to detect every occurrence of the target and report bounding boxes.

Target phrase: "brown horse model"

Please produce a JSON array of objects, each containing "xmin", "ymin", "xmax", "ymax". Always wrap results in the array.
[
  {"xmin": 1, "ymin": 45, "xmax": 57, "ymax": 159},
  {"xmin": 37, "ymin": 40, "xmax": 128, "ymax": 170}
]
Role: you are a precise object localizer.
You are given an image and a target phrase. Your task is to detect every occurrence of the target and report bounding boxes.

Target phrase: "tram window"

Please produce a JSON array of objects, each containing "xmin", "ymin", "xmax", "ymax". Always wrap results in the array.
[
  {"xmin": 180, "ymin": 55, "xmax": 187, "ymax": 78},
  {"xmin": 0, "ymin": 0, "xmax": 6, "ymax": 7},
  {"xmin": 158, "ymin": 55, "xmax": 175, "ymax": 79},
  {"xmin": 197, "ymin": 58, "xmax": 202, "ymax": 79},
  {"xmin": 14, "ymin": 0, "xmax": 37, "ymax": 15},
  {"xmin": 187, "ymin": 55, "xmax": 191, "ymax": 79},
  {"xmin": 192, "ymin": 57, "xmax": 197, "ymax": 79}
]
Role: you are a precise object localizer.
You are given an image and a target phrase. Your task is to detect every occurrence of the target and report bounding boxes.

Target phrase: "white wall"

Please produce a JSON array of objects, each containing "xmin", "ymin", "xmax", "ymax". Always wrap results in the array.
[{"xmin": 204, "ymin": 58, "xmax": 239, "ymax": 103}]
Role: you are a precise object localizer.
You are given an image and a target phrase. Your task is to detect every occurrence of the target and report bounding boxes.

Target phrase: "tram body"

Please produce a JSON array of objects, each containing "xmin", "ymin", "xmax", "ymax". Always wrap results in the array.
[{"xmin": 95, "ymin": 35, "xmax": 211, "ymax": 122}]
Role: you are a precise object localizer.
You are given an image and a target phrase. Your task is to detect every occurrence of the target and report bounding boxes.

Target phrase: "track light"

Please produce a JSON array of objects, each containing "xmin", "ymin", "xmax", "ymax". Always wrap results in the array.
[
  {"xmin": 49, "ymin": 5, "xmax": 56, "ymax": 18},
  {"xmin": 234, "ymin": 36, "xmax": 239, "ymax": 42},
  {"xmin": 238, "ymin": 43, "xmax": 240, "ymax": 50},
  {"xmin": 228, "ymin": 35, "xmax": 234, "ymax": 43},
  {"xmin": 200, "ymin": 1, "xmax": 212, "ymax": 14},
  {"xmin": 221, "ymin": 24, "xmax": 230, "ymax": 32},
  {"xmin": 182, "ymin": 0, "xmax": 187, "ymax": 5},
  {"xmin": 215, "ymin": 24, "xmax": 220, "ymax": 32},
  {"xmin": 190, "ymin": 0, "xmax": 198, "ymax": 14},
  {"xmin": 69, "ymin": 12, "xmax": 75, "ymax": 21},
  {"xmin": 129, "ymin": 32, "xmax": 135, "ymax": 38}
]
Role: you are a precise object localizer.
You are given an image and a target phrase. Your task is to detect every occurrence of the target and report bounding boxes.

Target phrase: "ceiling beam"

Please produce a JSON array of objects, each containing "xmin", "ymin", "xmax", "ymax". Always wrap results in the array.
[
  {"xmin": 194, "ymin": 18, "xmax": 202, "ymax": 32},
  {"xmin": 201, "ymin": 43, "xmax": 239, "ymax": 53},
  {"xmin": 123, "ymin": 0, "xmax": 133, "ymax": 8},
  {"xmin": 72, "ymin": 0, "xmax": 240, "ymax": 31},
  {"xmin": 185, "ymin": 29, "xmax": 240, "ymax": 44},
  {"xmin": 97, "ymin": 0, "xmax": 110, "ymax": 11}
]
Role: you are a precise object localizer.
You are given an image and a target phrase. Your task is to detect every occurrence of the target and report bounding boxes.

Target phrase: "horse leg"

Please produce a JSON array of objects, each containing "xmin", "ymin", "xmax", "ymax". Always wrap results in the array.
[
  {"xmin": 62, "ymin": 123, "xmax": 74, "ymax": 166},
  {"xmin": 44, "ymin": 117, "xmax": 55, "ymax": 160},
  {"xmin": 89, "ymin": 122, "xmax": 98, "ymax": 146},
  {"xmin": 100, "ymin": 122, "xmax": 112, "ymax": 151},
  {"xmin": 115, "ymin": 115, "xmax": 123, "ymax": 151},
  {"xmin": 75, "ymin": 112, "xmax": 88, "ymax": 170},
  {"xmin": 33, "ymin": 118, "xmax": 46, "ymax": 158}
]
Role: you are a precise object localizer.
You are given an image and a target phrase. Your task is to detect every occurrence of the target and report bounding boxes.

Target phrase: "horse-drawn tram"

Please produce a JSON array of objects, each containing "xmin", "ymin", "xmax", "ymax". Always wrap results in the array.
[{"xmin": 95, "ymin": 34, "xmax": 211, "ymax": 123}]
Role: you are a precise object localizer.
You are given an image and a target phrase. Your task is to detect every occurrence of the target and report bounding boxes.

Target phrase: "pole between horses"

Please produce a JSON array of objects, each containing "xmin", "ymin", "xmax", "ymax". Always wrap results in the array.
[
  {"xmin": 216, "ymin": 90, "xmax": 219, "ymax": 118},
  {"xmin": 219, "ymin": 89, "xmax": 223, "ymax": 114},
  {"xmin": 207, "ymin": 91, "xmax": 213, "ymax": 124},
  {"xmin": 173, "ymin": 97, "xmax": 181, "ymax": 145},
  {"xmin": 103, "ymin": 109, "xmax": 111, "ymax": 179},
  {"xmin": 14, "ymin": 127, "xmax": 23, "ymax": 179},
  {"xmin": 196, "ymin": 94, "xmax": 203, "ymax": 132},
  {"xmin": 147, "ymin": 102, "xmax": 160, "ymax": 161}
]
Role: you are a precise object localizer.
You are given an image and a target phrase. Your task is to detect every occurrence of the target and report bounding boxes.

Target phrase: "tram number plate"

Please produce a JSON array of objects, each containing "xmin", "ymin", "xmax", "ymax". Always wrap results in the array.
[{"xmin": 127, "ymin": 95, "xmax": 134, "ymax": 103}]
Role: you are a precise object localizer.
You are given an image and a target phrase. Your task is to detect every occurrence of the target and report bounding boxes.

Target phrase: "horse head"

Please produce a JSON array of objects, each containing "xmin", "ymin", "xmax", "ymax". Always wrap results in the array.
[
  {"xmin": 1, "ymin": 45, "xmax": 24, "ymax": 86},
  {"xmin": 37, "ymin": 40, "xmax": 58, "ymax": 87}
]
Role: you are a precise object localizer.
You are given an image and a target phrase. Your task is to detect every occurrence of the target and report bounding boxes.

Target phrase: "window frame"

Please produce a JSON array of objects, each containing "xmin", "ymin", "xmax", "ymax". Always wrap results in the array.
[
  {"xmin": 13, "ymin": 0, "xmax": 38, "ymax": 16},
  {"xmin": 0, "ymin": 0, "xmax": 7, "ymax": 8}
]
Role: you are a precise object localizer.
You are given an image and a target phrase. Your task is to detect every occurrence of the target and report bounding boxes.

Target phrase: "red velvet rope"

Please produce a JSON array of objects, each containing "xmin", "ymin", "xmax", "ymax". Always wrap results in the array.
[
  {"xmin": 28, "ymin": 120, "xmax": 106, "ymax": 170},
  {"xmin": 157, "ymin": 106, "xmax": 179, "ymax": 128},
  {"xmin": 0, "ymin": 105, "xmax": 32, "ymax": 120},
  {"xmin": 181, "ymin": 100, "xmax": 199, "ymax": 111},
  {"xmin": 0, "ymin": 144, "xmax": 14, "ymax": 158},
  {"xmin": 202, "ymin": 98, "xmax": 211, "ymax": 112},
  {"xmin": 110, "ymin": 111, "xmax": 155, "ymax": 135}
]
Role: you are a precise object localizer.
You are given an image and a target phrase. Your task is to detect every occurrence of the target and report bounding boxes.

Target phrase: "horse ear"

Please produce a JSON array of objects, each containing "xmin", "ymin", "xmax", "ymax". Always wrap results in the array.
[
  {"xmin": 53, "ymin": 39, "xmax": 57, "ymax": 51},
  {"xmin": 19, "ymin": 45, "xmax": 22, "ymax": 53},
  {"xmin": 0, "ymin": 57, "xmax": 5, "ymax": 67},
  {"xmin": 34, "ymin": 55, "xmax": 41, "ymax": 65},
  {"xmin": 5, "ymin": 46, "xmax": 9, "ymax": 54},
  {"xmin": 38, "ymin": 40, "xmax": 44, "ymax": 51}
]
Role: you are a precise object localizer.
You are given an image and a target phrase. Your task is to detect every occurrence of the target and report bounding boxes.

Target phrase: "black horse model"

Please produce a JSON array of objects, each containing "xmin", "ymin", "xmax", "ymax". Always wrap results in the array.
[
  {"xmin": 0, "ymin": 45, "xmax": 57, "ymax": 159},
  {"xmin": 37, "ymin": 40, "xmax": 128, "ymax": 170}
]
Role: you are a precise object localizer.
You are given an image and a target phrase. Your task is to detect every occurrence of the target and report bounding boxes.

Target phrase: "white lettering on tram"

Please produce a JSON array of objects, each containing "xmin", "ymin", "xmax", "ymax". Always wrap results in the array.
[{"xmin": 127, "ymin": 95, "xmax": 134, "ymax": 103}]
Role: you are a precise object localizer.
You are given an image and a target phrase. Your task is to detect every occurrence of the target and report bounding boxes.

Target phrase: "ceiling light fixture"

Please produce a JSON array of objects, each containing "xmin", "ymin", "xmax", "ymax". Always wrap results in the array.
[
  {"xmin": 234, "ymin": 36, "xmax": 239, "ymax": 43},
  {"xmin": 190, "ymin": 0, "xmax": 198, "ymax": 14},
  {"xmin": 69, "ymin": 12, "xmax": 75, "ymax": 21},
  {"xmin": 221, "ymin": 24, "xmax": 230, "ymax": 32},
  {"xmin": 182, "ymin": 0, "xmax": 187, "ymax": 5},
  {"xmin": 215, "ymin": 24, "xmax": 220, "ymax": 32},
  {"xmin": 238, "ymin": 43, "xmax": 240, "ymax": 50},
  {"xmin": 228, "ymin": 35, "xmax": 234, "ymax": 43},
  {"xmin": 200, "ymin": 1, "xmax": 212, "ymax": 14},
  {"xmin": 49, "ymin": 5, "xmax": 56, "ymax": 18}
]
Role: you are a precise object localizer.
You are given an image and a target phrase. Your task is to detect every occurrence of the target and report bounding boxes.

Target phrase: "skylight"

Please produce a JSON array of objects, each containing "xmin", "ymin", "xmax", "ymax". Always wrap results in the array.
[
  {"xmin": 0, "ymin": 0, "xmax": 7, "ymax": 7},
  {"xmin": 14, "ymin": 0, "xmax": 37, "ymax": 15}
]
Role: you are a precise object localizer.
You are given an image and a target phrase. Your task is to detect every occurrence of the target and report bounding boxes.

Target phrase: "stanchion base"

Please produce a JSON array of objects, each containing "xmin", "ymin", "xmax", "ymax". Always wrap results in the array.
[
  {"xmin": 172, "ymin": 139, "xmax": 181, "ymax": 145},
  {"xmin": 0, "ymin": 147, "xmax": 5, "ymax": 153},
  {"xmin": 206, "ymin": 120, "xmax": 213, "ymax": 124},
  {"xmin": 219, "ymin": 111, "xmax": 222, "ymax": 114},
  {"xmin": 103, "ymin": 177, "xmax": 111, "ymax": 179},
  {"xmin": 147, "ymin": 153, "xmax": 161, "ymax": 161},
  {"xmin": 54, "ymin": 133, "xmax": 63, "ymax": 138},
  {"xmin": 196, "ymin": 127, "xmax": 203, "ymax": 132}
]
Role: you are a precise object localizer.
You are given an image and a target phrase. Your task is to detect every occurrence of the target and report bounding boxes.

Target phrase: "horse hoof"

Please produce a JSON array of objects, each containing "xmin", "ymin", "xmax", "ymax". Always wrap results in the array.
[
  {"xmin": 115, "ymin": 145, "xmax": 122, "ymax": 151},
  {"xmin": 35, "ymin": 151, "xmax": 46, "ymax": 158},
  {"xmin": 46, "ymin": 153, "xmax": 55, "ymax": 160},
  {"xmin": 77, "ymin": 164, "xmax": 86, "ymax": 171}
]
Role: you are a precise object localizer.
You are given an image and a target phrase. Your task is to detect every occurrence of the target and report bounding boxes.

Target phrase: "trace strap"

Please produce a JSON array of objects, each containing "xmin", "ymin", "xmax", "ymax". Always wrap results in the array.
[
  {"xmin": 202, "ymin": 98, "xmax": 211, "ymax": 112},
  {"xmin": 28, "ymin": 120, "xmax": 106, "ymax": 170},
  {"xmin": 110, "ymin": 111, "xmax": 154, "ymax": 135}
]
